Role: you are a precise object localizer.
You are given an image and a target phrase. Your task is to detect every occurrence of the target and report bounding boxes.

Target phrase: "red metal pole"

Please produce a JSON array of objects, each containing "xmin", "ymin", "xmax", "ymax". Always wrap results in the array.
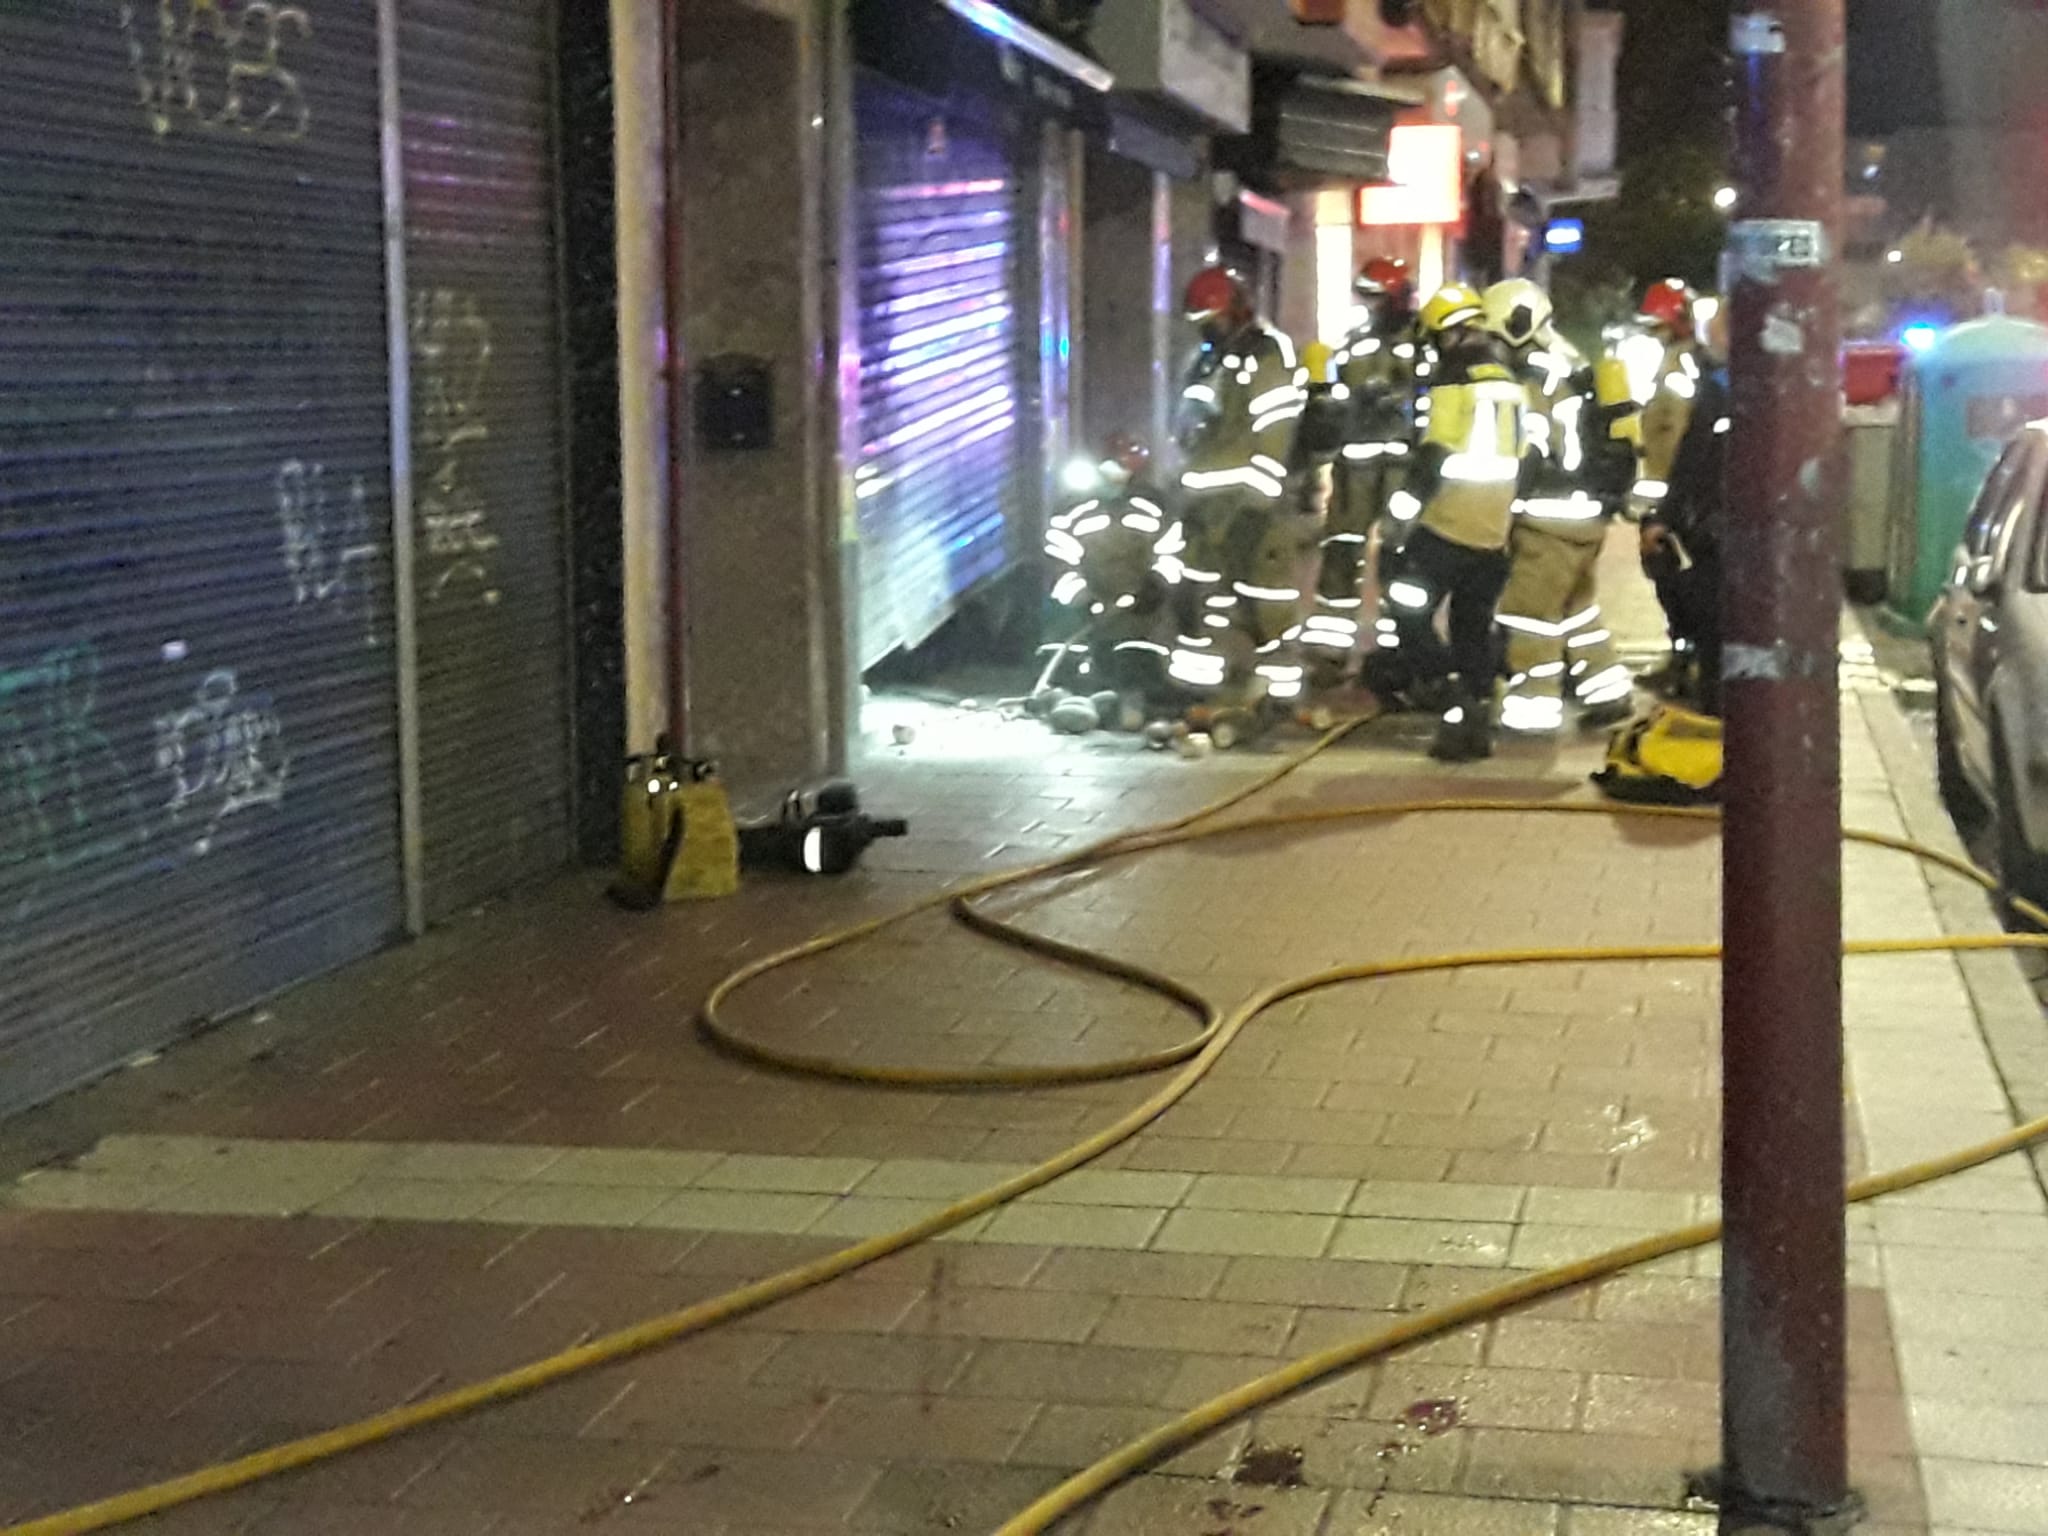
[{"xmin": 1719, "ymin": 2, "xmax": 1852, "ymax": 1531}]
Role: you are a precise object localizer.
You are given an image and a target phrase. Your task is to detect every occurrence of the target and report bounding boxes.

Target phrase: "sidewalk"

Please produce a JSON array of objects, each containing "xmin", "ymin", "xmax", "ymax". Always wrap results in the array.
[{"xmin": 1, "ymin": 569, "xmax": 2044, "ymax": 1535}]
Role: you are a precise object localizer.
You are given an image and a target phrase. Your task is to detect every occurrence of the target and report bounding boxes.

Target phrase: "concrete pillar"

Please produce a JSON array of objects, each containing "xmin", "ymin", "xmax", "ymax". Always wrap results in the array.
[
  {"xmin": 1080, "ymin": 145, "xmax": 1156, "ymax": 452},
  {"xmin": 673, "ymin": 0, "xmax": 846, "ymax": 798},
  {"xmin": 609, "ymin": 0, "xmax": 671, "ymax": 755}
]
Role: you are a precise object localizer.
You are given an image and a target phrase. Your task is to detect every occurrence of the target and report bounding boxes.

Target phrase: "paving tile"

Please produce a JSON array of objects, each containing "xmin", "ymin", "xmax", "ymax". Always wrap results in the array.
[
  {"xmin": 1007, "ymin": 1402, "xmax": 1247, "ymax": 1478},
  {"xmin": 1330, "ymin": 1217, "xmax": 1514, "ymax": 1267},
  {"xmin": 1924, "ymin": 1459, "xmax": 2048, "ymax": 1535},
  {"xmin": 1077, "ymin": 1473, "xmax": 1331, "ymax": 1535},
  {"xmin": 804, "ymin": 1196, "xmax": 961, "ymax": 1241},
  {"xmin": 309, "ymin": 1179, "xmax": 512, "ymax": 1223},
  {"xmin": 1366, "ymin": 1362, "xmax": 1582, "ymax": 1431},
  {"xmin": 1251, "ymin": 1413, "xmax": 1470, "ymax": 1492},
  {"xmin": 471, "ymin": 1182, "xmax": 673, "ymax": 1228},
  {"xmin": 958, "ymin": 1340, "xmax": 1183, "ymax": 1407},
  {"xmin": 638, "ymin": 1190, "xmax": 836, "ymax": 1234},
  {"xmin": 982, "ymin": 1203, "xmax": 1165, "ymax": 1250},
  {"xmin": 904, "ymin": 1284, "xmax": 1110, "ymax": 1343},
  {"xmin": 802, "ymin": 1391, "xmax": 1038, "ymax": 1463},
  {"xmin": 1029, "ymin": 1249, "xmax": 1226, "ymax": 1300},
  {"xmin": 2, "ymin": 1173, "xmax": 188, "ymax": 1214},
  {"xmin": 1348, "ymin": 1180, "xmax": 1524, "ymax": 1222},
  {"xmin": 526, "ymin": 1148, "xmax": 723, "ymax": 1187},
  {"xmin": 1897, "ymin": 1337, "xmax": 2048, "ymax": 1405},
  {"xmin": 1562, "ymin": 1511, "xmax": 1712, "ymax": 1536},
  {"xmin": 378, "ymin": 1144, "xmax": 564, "ymax": 1183},
  {"xmin": 1520, "ymin": 1188, "xmax": 1697, "ymax": 1228},
  {"xmin": 751, "ymin": 1332, "xmax": 973, "ymax": 1395},
  {"xmin": 1212, "ymin": 1256, "xmax": 1405, "ymax": 1310},
  {"xmin": 1460, "ymin": 1427, "xmax": 1704, "ymax": 1506},
  {"xmin": 582, "ymin": 1381, "xmax": 827, "ymax": 1449},
  {"xmin": 849, "ymin": 1462, "xmax": 1061, "ymax": 1534},
  {"xmin": 1489, "ymin": 1318, "xmax": 1712, "ymax": 1381},
  {"xmin": 1024, "ymin": 1169, "xmax": 1196, "ymax": 1207},
  {"xmin": 1182, "ymin": 1173, "xmax": 1357, "ymax": 1215},
  {"xmin": 853, "ymin": 1158, "xmax": 1032, "ymax": 1200},
  {"xmin": 1091, "ymin": 1295, "xmax": 1297, "ymax": 1356},
  {"xmin": 692, "ymin": 1154, "xmax": 877, "ymax": 1195},
  {"xmin": 1151, "ymin": 1208, "xmax": 1336, "ymax": 1259},
  {"xmin": 1327, "ymin": 1490, "xmax": 1560, "ymax": 1536},
  {"xmin": 1580, "ymin": 1373, "xmax": 1718, "ymax": 1439}
]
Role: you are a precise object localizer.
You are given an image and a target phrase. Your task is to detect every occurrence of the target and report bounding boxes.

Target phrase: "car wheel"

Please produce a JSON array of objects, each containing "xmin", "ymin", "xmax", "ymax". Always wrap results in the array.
[
  {"xmin": 1935, "ymin": 684, "xmax": 1988, "ymax": 831},
  {"xmin": 1992, "ymin": 728, "xmax": 2048, "ymax": 927}
]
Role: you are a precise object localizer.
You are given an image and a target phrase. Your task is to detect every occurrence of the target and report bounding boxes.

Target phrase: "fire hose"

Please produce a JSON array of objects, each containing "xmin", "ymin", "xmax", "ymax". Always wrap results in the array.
[{"xmin": 10, "ymin": 719, "xmax": 2048, "ymax": 1536}]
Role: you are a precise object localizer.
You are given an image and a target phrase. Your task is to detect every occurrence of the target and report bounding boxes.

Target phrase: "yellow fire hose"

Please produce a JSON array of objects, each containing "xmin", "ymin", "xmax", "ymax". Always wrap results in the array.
[{"xmin": 11, "ymin": 720, "xmax": 2048, "ymax": 1536}]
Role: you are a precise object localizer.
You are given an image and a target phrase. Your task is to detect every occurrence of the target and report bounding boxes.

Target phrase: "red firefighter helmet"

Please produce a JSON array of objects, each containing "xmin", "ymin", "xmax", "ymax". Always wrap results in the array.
[
  {"xmin": 1184, "ymin": 265, "xmax": 1248, "ymax": 322},
  {"xmin": 1639, "ymin": 278, "xmax": 1697, "ymax": 336},
  {"xmin": 1101, "ymin": 432, "xmax": 1151, "ymax": 479},
  {"xmin": 1355, "ymin": 256, "xmax": 1412, "ymax": 300}
]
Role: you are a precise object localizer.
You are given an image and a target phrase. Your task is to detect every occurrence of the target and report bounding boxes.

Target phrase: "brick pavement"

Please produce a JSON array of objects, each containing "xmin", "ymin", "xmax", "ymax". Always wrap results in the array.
[{"xmin": 0, "ymin": 569, "xmax": 2041, "ymax": 1535}]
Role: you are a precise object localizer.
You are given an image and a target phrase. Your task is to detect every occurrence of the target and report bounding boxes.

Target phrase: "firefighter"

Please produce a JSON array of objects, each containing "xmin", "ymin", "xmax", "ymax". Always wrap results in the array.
[
  {"xmin": 1487, "ymin": 280, "xmax": 1637, "ymax": 735},
  {"xmin": 1043, "ymin": 432, "xmax": 1178, "ymax": 699},
  {"xmin": 1630, "ymin": 278, "xmax": 1709, "ymax": 690},
  {"xmin": 1632, "ymin": 278, "xmax": 1705, "ymax": 512},
  {"xmin": 1307, "ymin": 258, "xmax": 1420, "ymax": 682},
  {"xmin": 1378, "ymin": 283, "xmax": 1525, "ymax": 762},
  {"xmin": 1642, "ymin": 303, "xmax": 1731, "ymax": 714},
  {"xmin": 1169, "ymin": 265, "xmax": 1320, "ymax": 717}
]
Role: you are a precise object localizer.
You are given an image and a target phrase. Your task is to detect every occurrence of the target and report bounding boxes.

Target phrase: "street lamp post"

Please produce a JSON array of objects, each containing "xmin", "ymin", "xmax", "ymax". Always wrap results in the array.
[{"xmin": 1717, "ymin": 1, "xmax": 1856, "ymax": 1533}]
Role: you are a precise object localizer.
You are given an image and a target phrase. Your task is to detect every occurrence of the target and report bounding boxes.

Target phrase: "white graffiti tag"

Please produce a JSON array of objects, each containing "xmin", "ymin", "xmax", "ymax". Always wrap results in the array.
[
  {"xmin": 277, "ymin": 459, "xmax": 378, "ymax": 642},
  {"xmin": 119, "ymin": 0, "xmax": 312, "ymax": 142},
  {"xmin": 410, "ymin": 289, "xmax": 501, "ymax": 604},
  {"xmin": 153, "ymin": 670, "xmax": 289, "ymax": 856}
]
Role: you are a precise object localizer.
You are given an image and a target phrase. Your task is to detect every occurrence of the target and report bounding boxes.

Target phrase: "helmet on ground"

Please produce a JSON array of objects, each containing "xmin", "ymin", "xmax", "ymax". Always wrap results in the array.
[
  {"xmin": 1184, "ymin": 266, "xmax": 1248, "ymax": 323},
  {"xmin": 1355, "ymin": 256, "xmax": 1412, "ymax": 300},
  {"xmin": 1639, "ymin": 278, "xmax": 1697, "ymax": 335},
  {"xmin": 1483, "ymin": 279, "xmax": 1552, "ymax": 349},
  {"xmin": 1101, "ymin": 432, "xmax": 1151, "ymax": 479},
  {"xmin": 1419, "ymin": 283, "xmax": 1485, "ymax": 336}
]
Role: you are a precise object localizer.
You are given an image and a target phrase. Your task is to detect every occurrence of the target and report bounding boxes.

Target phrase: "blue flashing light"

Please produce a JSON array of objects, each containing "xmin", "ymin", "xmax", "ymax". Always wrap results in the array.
[
  {"xmin": 1900, "ymin": 323, "xmax": 1941, "ymax": 353},
  {"xmin": 1543, "ymin": 219, "xmax": 1586, "ymax": 254}
]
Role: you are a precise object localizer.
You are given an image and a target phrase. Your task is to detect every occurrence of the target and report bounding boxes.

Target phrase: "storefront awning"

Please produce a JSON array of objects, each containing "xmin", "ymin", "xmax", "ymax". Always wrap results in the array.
[
  {"xmin": 1192, "ymin": 0, "xmax": 1369, "ymax": 76},
  {"xmin": 1262, "ymin": 72, "xmax": 1404, "ymax": 185}
]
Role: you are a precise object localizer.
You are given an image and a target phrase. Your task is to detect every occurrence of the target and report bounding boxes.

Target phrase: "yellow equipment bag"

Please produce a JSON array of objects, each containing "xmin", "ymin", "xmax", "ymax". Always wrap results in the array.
[
  {"xmin": 1591, "ymin": 704, "xmax": 1722, "ymax": 805},
  {"xmin": 611, "ymin": 748, "xmax": 739, "ymax": 908}
]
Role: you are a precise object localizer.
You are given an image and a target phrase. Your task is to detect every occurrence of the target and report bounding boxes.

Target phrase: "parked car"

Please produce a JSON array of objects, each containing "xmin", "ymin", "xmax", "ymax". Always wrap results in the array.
[{"xmin": 1929, "ymin": 419, "xmax": 2048, "ymax": 912}]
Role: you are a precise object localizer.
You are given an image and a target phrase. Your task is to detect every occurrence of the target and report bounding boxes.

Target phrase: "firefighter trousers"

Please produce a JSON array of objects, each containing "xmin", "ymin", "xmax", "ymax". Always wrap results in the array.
[
  {"xmin": 1383, "ymin": 524, "xmax": 1508, "ymax": 708},
  {"xmin": 1308, "ymin": 453, "xmax": 1404, "ymax": 673},
  {"xmin": 1172, "ymin": 485, "xmax": 1324, "ymax": 703},
  {"xmin": 1498, "ymin": 519, "xmax": 1630, "ymax": 732}
]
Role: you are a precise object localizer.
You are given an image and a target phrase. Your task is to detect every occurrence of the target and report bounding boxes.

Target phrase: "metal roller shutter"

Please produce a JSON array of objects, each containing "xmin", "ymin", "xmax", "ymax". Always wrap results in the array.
[
  {"xmin": 0, "ymin": 0, "xmax": 401, "ymax": 1112},
  {"xmin": 854, "ymin": 75, "xmax": 1034, "ymax": 668},
  {"xmin": 400, "ymin": 0, "xmax": 573, "ymax": 921}
]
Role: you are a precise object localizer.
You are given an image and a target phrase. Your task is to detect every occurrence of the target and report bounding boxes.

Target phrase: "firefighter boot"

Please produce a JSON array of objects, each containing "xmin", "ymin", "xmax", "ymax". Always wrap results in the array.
[{"xmin": 1429, "ymin": 697, "xmax": 1495, "ymax": 763}]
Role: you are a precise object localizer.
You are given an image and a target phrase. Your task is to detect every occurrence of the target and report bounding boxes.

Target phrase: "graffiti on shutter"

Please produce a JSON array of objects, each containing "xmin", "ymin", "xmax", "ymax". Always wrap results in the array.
[
  {"xmin": 276, "ymin": 460, "xmax": 379, "ymax": 645},
  {"xmin": 118, "ymin": 0, "xmax": 313, "ymax": 142},
  {"xmin": 411, "ymin": 288, "xmax": 502, "ymax": 606},
  {"xmin": 152, "ymin": 670, "xmax": 291, "ymax": 858},
  {"xmin": 0, "ymin": 645, "xmax": 155, "ymax": 922}
]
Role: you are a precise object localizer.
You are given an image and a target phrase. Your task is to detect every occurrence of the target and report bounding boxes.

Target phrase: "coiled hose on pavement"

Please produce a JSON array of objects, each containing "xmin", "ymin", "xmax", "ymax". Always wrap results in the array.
[{"xmin": 12, "ymin": 718, "xmax": 2048, "ymax": 1536}]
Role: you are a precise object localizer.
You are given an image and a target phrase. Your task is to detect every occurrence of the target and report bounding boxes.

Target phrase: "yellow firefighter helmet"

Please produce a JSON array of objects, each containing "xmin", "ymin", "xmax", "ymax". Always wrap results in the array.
[
  {"xmin": 1482, "ymin": 279, "xmax": 1552, "ymax": 349},
  {"xmin": 1419, "ymin": 283, "xmax": 1485, "ymax": 336}
]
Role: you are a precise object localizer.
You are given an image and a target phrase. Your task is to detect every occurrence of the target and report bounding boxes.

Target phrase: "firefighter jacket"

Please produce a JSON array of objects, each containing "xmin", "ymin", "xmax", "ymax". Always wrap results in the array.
[
  {"xmin": 1636, "ymin": 339, "xmax": 1703, "ymax": 501},
  {"xmin": 1651, "ymin": 366, "xmax": 1729, "ymax": 561},
  {"xmin": 1510, "ymin": 346, "xmax": 1625, "ymax": 545},
  {"xmin": 1176, "ymin": 322, "xmax": 1307, "ymax": 506},
  {"xmin": 1332, "ymin": 315, "xmax": 1419, "ymax": 464},
  {"xmin": 1409, "ymin": 332, "xmax": 1525, "ymax": 553}
]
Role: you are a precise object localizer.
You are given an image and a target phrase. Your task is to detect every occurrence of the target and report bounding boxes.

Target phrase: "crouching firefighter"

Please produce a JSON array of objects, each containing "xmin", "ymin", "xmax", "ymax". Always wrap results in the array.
[
  {"xmin": 1380, "ymin": 284, "xmax": 1525, "ymax": 762},
  {"xmin": 1043, "ymin": 432, "xmax": 1179, "ymax": 699},
  {"xmin": 1169, "ymin": 265, "xmax": 1324, "ymax": 719},
  {"xmin": 1486, "ymin": 280, "xmax": 1636, "ymax": 735},
  {"xmin": 1309, "ymin": 257, "xmax": 1419, "ymax": 683}
]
